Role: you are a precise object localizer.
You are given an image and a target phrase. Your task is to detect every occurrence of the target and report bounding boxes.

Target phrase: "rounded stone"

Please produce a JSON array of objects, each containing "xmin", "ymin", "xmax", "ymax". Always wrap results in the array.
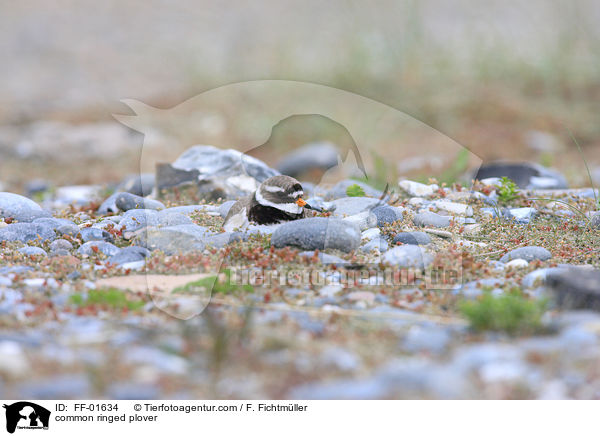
[
  {"xmin": 382, "ymin": 245, "xmax": 433, "ymax": 269},
  {"xmin": 50, "ymin": 239, "xmax": 73, "ymax": 252},
  {"xmin": 18, "ymin": 246, "xmax": 47, "ymax": 257},
  {"xmin": 0, "ymin": 192, "xmax": 47, "ymax": 222},
  {"xmin": 413, "ymin": 211, "xmax": 451, "ymax": 228},
  {"xmin": 371, "ymin": 205, "xmax": 401, "ymax": 226},
  {"xmin": 79, "ymin": 227, "xmax": 114, "ymax": 243},
  {"xmin": 115, "ymin": 192, "xmax": 165, "ymax": 212},
  {"xmin": 78, "ymin": 241, "xmax": 121, "ymax": 256},
  {"xmin": 499, "ymin": 246, "xmax": 552, "ymax": 263},
  {"xmin": 393, "ymin": 231, "xmax": 432, "ymax": 246},
  {"xmin": 271, "ymin": 217, "xmax": 360, "ymax": 253}
]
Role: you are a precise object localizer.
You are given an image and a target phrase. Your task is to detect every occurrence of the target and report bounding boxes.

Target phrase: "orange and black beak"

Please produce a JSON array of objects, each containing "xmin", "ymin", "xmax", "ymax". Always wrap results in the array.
[{"xmin": 295, "ymin": 197, "xmax": 307, "ymax": 207}]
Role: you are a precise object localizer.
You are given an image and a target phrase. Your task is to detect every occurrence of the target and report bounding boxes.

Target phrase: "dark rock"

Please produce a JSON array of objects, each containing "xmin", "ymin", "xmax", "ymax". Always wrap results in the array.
[
  {"xmin": 393, "ymin": 231, "xmax": 431, "ymax": 245},
  {"xmin": 276, "ymin": 141, "xmax": 339, "ymax": 178},
  {"xmin": 547, "ymin": 268, "xmax": 600, "ymax": 311},
  {"xmin": 271, "ymin": 218, "xmax": 360, "ymax": 252},
  {"xmin": 474, "ymin": 162, "xmax": 567, "ymax": 189}
]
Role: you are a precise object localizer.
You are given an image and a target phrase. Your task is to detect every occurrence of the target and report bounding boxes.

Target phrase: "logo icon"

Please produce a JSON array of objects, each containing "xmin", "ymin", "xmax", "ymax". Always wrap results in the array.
[{"xmin": 3, "ymin": 402, "xmax": 50, "ymax": 434}]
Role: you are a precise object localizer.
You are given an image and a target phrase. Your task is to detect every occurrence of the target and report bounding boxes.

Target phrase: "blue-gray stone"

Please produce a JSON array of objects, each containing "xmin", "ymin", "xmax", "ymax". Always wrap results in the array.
[
  {"xmin": 371, "ymin": 205, "xmax": 401, "ymax": 226},
  {"xmin": 97, "ymin": 192, "xmax": 121, "ymax": 214},
  {"xmin": 330, "ymin": 197, "xmax": 382, "ymax": 217},
  {"xmin": 119, "ymin": 246, "xmax": 151, "ymax": 258},
  {"xmin": 383, "ymin": 245, "xmax": 433, "ymax": 268},
  {"xmin": 403, "ymin": 326, "xmax": 451, "ymax": 354},
  {"xmin": 393, "ymin": 231, "xmax": 431, "ymax": 246},
  {"xmin": 78, "ymin": 241, "xmax": 121, "ymax": 256},
  {"xmin": 271, "ymin": 217, "xmax": 360, "ymax": 252},
  {"xmin": 413, "ymin": 211, "xmax": 451, "ymax": 228},
  {"xmin": 33, "ymin": 217, "xmax": 76, "ymax": 230},
  {"xmin": 0, "ymin": 192, "xmax": 49, "ymax": 222},
  {"xmin": 276, "ymin": 141, "xmax": 339, "ymax": 178},
  {"xmin": 156, "ymin": 212, "xmax": 193, "ymax": 227},
  {"xmin": 117, "ymin": 173, "xmax": 155, "ymax": 197},
  {"xmin": 218, "ymin": 201, "xmax": 236, "ymax": 219},
  {"xmin": 360, "ymin": 237, "xmax": 388, "ymax": 253},
  {"xmin": 0, "ymin": 222, "xmax": 56, "ymax": 243},
  {"xmin": 503, "ymin": 207, "xmax": 537, "ymax": 224},
  {"xmin": 119, "ymin": 209, "xmax": 158, "ymax": 232},
  {"xmin": 79, "ymin": 227, "xmax": 113, "ymax": 243},
  {"xmin": 18, "ymin": 246, "xmax": 47, "ymax": 257},
  {"xmin": 131, "ymin": 225, "xmax": 208, "ymax": 254},
  {"xmin": 500, "ymin": 246, "xmax": 552, "ymax": 263},
  {"xmin": 115, "ymin": 192, "xmax": 165, "ymax": 211},
  {"xmin": 106, "ymin": 251, "xmax": 145, "ymax": 266},
  {"xmin": 56, "ymin": 224, "xmax": 80, "ymax": 236}
]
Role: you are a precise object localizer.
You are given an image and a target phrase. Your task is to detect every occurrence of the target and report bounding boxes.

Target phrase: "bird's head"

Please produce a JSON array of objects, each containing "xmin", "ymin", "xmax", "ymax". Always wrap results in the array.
[{"xmin": 255, "ymin": 175, "xmax": 308, "ymax": 214}]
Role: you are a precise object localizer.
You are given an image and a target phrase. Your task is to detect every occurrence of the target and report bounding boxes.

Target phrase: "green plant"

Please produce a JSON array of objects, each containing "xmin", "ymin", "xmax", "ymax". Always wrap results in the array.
[
  {"xmin": 497, "ymin": 177, "xmax": 520, "ymax": 204},
  {"xmin": 459, "ymin": 289, "xmax": 547, "ymax": 335},
  {"xmin": 346, "ymin": 183, "xmax": 366, "ymax": 197},
  {"xmin": 173, "ymin": 269, "xmax": 253, "ymax": 295},
  {"xmin": 69, "ymin": 288, "xmax": 145, "ymax": 311}
]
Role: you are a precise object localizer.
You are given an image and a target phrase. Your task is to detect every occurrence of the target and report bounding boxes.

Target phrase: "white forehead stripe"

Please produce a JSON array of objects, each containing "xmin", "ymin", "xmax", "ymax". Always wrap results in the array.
[
  {"xmin": 291, "ymin": 190, "xmax": 303, "ymax": 198},
  {"xmin": 263, "ymin": 185, "xmax": 285, "ymax": 193},
  {"xmin": 255, "ymin": 189, "xmax": 303, "ymax": 214}
]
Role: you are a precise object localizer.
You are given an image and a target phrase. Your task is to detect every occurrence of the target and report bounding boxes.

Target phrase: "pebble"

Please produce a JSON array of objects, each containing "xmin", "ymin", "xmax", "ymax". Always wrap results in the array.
[
  {"xmin": 504, "ymin": 207, "xmax": 537, "ymax": 224},
  {"xmin": 505, "ymin": 259, "xmax": 529, "ymax": 268},
  {"xmin": 330, "ymin": 197, "xmax": 382, "ymax": 217},
  {"xmin": 398, "ymin": 180, "xmax": 439, "ymax": 197},
  {"xmin": 0, "ymin": 192, "xmax": 49, "ymax": 222},
  {"xmin": 106, "ymin": 251, "xmax": 145, "ymax": 266},
  {"xmin": 132, "ymin": 225, "xmax": 208, "ymax": 254},
  {"xmin": 432, "ymin": 200, "xmax": 473, "ymax": 217},
  {"xmin": 371, "ymin": 205, "xmax": 402, "ymax": 226},
  {"xmin": 393, "ymin": 231, "xmax": 431, "ymax": 246},
  {"xmin": 360, "ymin": 237, "xmax": 388, "ymax": 253},
  {"xmin": 115, "ymin": 192, "xmax": 165, "ymax": 211},
  {"xmin": 413, "ymin": 211, "xmax": 451, "ymax": 228},
  {"xmin": 0, "ymin": 222, "xmax": 56, "ymax": 243},
  {"xmin": 78, "ymin": 241, "xmax": 121, "ymax": 256},
  {"xmin": 499, "ymin": 246, "xmax": 552, "ymax": 263},
  {"xmin": 271, "ymin": 218, "xmax": 360, "ymax": 253},
  {"xmin": 79, "ymin": 227, "xmax": 114, "ymax": 242},
  {"xmin": 383, "ymin": 245, "xmax": 433, "ymax": 268},
  {"xmin": 276, "ymin": 141, "xmax": 339, "ymax": 178},
  {"xmin": 18, "ymin": 246, "xmax": 47, "ymax": 257}
]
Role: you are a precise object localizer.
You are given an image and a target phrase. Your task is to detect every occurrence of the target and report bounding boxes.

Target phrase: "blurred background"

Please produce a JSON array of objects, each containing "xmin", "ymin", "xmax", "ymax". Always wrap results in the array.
[{"xmin": 1, "ymin": 0, "xmax": 599, "ymax": 191}]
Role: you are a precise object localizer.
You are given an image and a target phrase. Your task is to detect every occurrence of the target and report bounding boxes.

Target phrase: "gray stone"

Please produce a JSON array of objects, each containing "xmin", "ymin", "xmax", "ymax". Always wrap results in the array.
[
  {"xmin": 33, "ymin": 217, "xmax": 76, "ymax": 230},
  {"xmin": 371, "ymin": 205, "xmax": 401, "ymax": 226},
  {"xmin": 132, "ymin": 225, "xmax": 208, "ymax": 254},
  {"xmin": 56, "ymin": 224, "xmax": 80, "ymax": 237},
  {"xmin": 18, "ymin": 246, "xmax": 47, "ymax": 257},
  {"xmin": 474, "ymin": 162, "xmax": 567, "ymax": 189},
  {"xmin": 500, "ymin": 246, "xmax": 552, "ymax": 263},
  {"xmin": 546, "ymin": 268, "xmax": 600, "ymax": 311},
  {"xmin": 119, "ymin": 246, "xmax": 151, "ymax": 258},
  {"xmin": 0, "ymin": 222, "xmax": 56, "ymax": 243},
  {"xmin": 591, "ymin": 212, "xmax": 600, "ymax": 230},
  {"xmin": 325, "ymin": 179, "xmax": 384, "ymax": 200},
  {"xmin": 97, "ymin": 192, "xmax": 121, "ymax": 214},
  {"xmin": 271, "ymin": 218, "xmax": 360, "ymax": 253},
  {"xmin": 276, "ymin": 141, "xmax": 339, "ymax": 178},
  {"xmin": 119, "ymin": 209, "xmax": 158, "ymax": 232},
  {"xmin": 79, "ymin": 227, "xmax": 113, "ymax": 243},
  {"xmin": 299, "ymin": 251, "xmax": 349, "ymax": 266},
  {"xmin": 117, "ymin": 173, "xmax": 155, "ymax": 197},
  {"xmin": 413, "ymin": 211, "xmax": 451, "ymax": 228},
  {"xmin": 115, "ymin": 192, "xmax": 165, "ymax": 211},
  {"xmin": 360, "ymin": 237, "xmax": 388, "ymax": 253},
  {"xmin": 157, "ymin": 205, "xmax": 217, "ymax": 216},
  {"xmin": 78, "ymin": 241, "xmax": 121, "ymax": 256},
  {"xmin": 383, "ymin": 245, "xmax": 433, "ymax": 268},
  {"xmin": 329, "ymin": 197, "xmax": 381, "ymax": 217},
  {"xmin": 503, "ymin": 207, "xmax": 537, "ymax": 224},
  {"xmin": 156, "ymin": 212, "xmax": 193, "ymax": 227},
  {"xmin": 403, "ymin": 326, "xmax": 451, "ymax": 354},
  {"xmin": 277, "ymin": 141, "xmax": 339, "ymax": 178},
  {"xmin": 0, "ymin": 192, "xmax": 48, "ymax": 222},
  {"xmin": 106, "ymin": 251, "xmax": 145, "ymax": 266},
  {"xmin": 218, "ymin": 201, "xmax": 236, "ymax": 219},
  {"xmin": 393, "ymin": 231, "xmax": 431, "ymax": 246}
]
